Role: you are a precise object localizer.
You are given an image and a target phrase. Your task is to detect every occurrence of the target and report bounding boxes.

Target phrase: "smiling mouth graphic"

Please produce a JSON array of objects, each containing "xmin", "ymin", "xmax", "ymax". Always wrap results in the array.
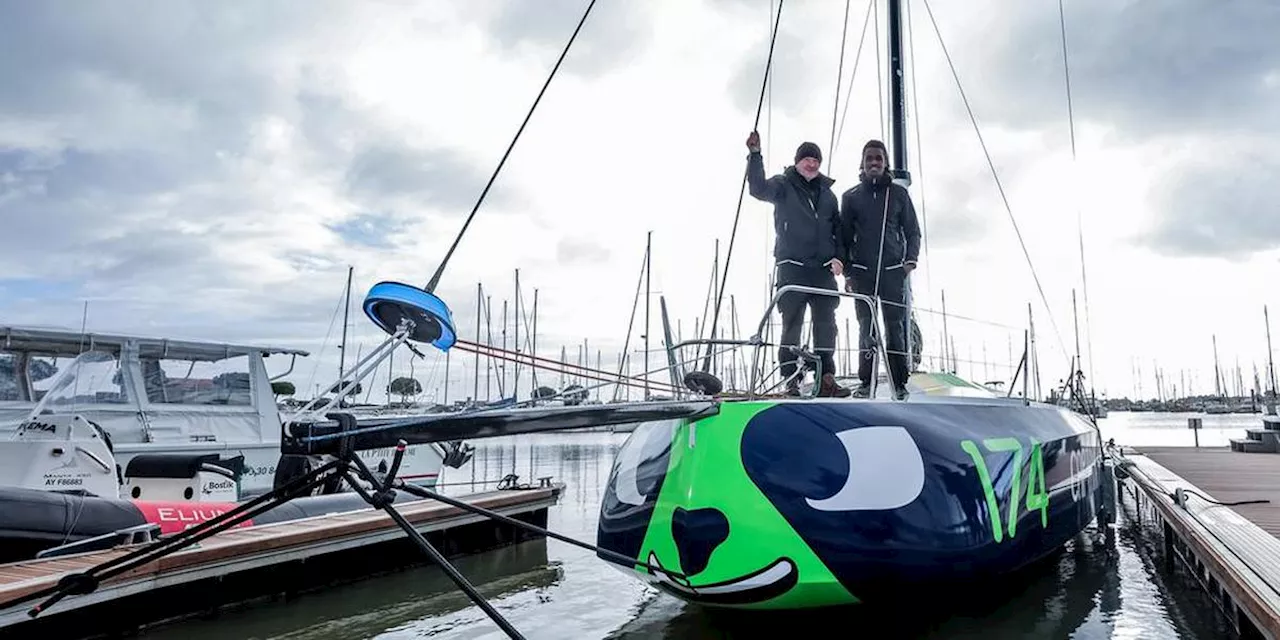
[{"xmin": 646, "ymin": 552, "xmax": 799, "ymax": 605}]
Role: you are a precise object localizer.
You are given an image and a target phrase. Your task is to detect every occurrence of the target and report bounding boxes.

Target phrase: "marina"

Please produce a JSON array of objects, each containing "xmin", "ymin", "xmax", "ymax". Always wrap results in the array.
[{"xmin": 0, "ymin": 0, "xmax": 1276, "ymax": 638}]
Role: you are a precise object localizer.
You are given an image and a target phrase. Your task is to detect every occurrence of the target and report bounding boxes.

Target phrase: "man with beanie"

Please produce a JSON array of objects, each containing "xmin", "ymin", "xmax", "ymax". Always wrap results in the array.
[
  {"xmin": 745, "ymin": 130, "xmax": 850, "ymax": 398},
  {"xmin": 840, "ymin": 139, "xmax": 922, "ymax": 400}
]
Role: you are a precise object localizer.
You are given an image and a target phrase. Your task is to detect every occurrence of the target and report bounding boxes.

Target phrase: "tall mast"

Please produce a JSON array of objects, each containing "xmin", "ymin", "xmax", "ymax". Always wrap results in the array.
[
  {"xmin": 1212, "ymin": 334, "xmax": 1222, "ymax": 397},
  {"xmin": 644, "ymin": 230, "xmax": 652, "ymax": 400},
  {"xmin": 339, "ymin": 265, "xmax": 353, "ymax": 386},
  {"xmin": 887, "ymin": 0, "xmax": 910, "ymax": 184},
  {"xmin": 513, "ymin": 268, "xmax": 520, "ymax": 400},
  {"xmin": 474, "ymin": 282, "xmax": 483, "ymax": 404},
  {"xmin": 1266, "ymin": 305, "xmax": 1277, "ymax": 398}
]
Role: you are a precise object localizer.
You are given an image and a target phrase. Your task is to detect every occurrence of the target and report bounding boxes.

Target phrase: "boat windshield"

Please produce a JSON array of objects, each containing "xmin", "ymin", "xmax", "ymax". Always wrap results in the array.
[{"xmin": 24, "ymin": 350, "xmax": 131, "ymax": 420}]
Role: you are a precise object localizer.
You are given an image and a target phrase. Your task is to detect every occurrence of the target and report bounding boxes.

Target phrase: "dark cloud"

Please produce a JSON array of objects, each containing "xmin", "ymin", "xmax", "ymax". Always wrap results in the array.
[
  {"xmin": 479, "ymin": 0, "xmax": 655, "ymax": 78},
  {"xmin": 343, "ymin": 144, "xmax": 503, "ymax": 216},
  {"xmin": 956, "ymin": 0, "xmax": 1280, "ymax": 138},
  {"xmin": 1138, "ymin": 144, "xmax": 1280, "ymax": 259}
]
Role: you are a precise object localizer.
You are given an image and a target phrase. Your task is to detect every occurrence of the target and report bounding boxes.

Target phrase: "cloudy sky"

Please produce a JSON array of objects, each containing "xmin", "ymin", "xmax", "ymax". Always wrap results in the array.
[{"xmin": 1, "ymin": 0, "xmax": 1276, "ymax": 403}]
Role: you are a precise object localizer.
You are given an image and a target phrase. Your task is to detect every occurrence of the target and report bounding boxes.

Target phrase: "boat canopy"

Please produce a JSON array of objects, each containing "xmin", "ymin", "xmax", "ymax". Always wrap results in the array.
[{"xmin": 1, "ymin": 326, "xmax": 309, "ymax": 445}]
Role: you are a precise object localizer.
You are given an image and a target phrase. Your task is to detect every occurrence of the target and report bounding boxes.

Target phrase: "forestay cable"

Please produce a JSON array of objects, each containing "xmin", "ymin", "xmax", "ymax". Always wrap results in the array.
[
  {"xmin": 699, "ymin": 0, "xmax": 785, "ymax": 371},
  {"xmin": 424, "ymin": 0, "xmax": 598, "ymax": 293},
  {"xmin": 1059, "ymin": 0, "xmax": 1096, "ymax": 389},
  {"xmin": 919, "ymin": 0, "xmax": 1070, "ymax": 361}
]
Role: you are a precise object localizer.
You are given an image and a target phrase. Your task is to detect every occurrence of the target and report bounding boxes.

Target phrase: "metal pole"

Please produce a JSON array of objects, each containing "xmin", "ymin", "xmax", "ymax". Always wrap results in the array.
[
  {"xmin": 645, "ymin": 230, "xmax": 652, "ymax": 400},
  {"xmin": 886, "ymin": 0, "xmax": 909, "ymax": 184},
  {"xmin": 1266, "ymin": 305, "xmax": 1277, "ymax": 398}
]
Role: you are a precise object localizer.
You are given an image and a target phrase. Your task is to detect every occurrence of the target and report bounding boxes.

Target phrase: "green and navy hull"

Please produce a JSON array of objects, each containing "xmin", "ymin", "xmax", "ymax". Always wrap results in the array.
[{"xmin": 595, "ymin": 394, "xmax": 1102, "ymax": 610}]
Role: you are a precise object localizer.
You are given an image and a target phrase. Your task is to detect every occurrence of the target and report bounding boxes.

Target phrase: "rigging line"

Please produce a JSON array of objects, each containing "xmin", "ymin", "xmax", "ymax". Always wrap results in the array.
[
  {"xmin": 614, "ymin": 242, "xmax": 650, "ymax": 401},
  {"xmin": 833, "ymin": 0, "xmax": 875, "ymax": 159},
  {"xmin": 1059, "ymin": 0, "xmax": 1095, "ymax": 390},
  {"xmin": 699, "ymin": 0, "xmax": 785, "ymax": 372},
  {"xmin": 919, "ymin": 0, "xmax": 1070, "ymax": 360},
  {"xmin": 424, "ymin": 0, "xmax": 597, "ymax": 293},
  {"xmin": 828, "ymin": 0, "xmax": 853, "ymax": 166},
  {"xmin": 905, "ymin": 0, "xmax": 931, "ymax": 302}
]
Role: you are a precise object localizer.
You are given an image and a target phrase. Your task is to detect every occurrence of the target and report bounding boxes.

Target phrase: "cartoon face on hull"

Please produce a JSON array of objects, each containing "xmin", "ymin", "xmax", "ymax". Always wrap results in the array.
[{"xmin": 596, "ymin": 399, "xmax": 1100, "ymax": 610}]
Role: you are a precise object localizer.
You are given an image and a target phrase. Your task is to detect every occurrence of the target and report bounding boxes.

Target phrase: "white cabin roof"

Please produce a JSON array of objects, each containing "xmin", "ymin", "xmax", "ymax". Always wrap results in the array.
[{"xmin": 1, "ymin": 325, "xmax": 310, "ymax": 361}]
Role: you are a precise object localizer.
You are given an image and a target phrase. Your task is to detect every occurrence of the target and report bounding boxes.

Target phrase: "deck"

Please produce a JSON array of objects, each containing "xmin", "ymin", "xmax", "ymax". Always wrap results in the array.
[
  {"xmin": 0, "ymin": 485, "xmax": 561, "ymax": 637},
  {"xmin": 1117, "ymin": 445, "xmax": 1280, "ymax": 639},
  {"xmin": 1136, "ymin": 446, "xmax": 1280, "ymax": 538}
]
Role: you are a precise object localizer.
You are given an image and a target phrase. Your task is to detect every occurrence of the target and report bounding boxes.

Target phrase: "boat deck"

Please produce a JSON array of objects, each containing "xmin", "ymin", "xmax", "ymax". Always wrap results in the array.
[
  {"xmin": 0, "ymin": 486, "xmax": 561, "ymax": 635},
  {"xmin": 1135, "ymin": 446, "xmax": 1280, "ymax": 538}
]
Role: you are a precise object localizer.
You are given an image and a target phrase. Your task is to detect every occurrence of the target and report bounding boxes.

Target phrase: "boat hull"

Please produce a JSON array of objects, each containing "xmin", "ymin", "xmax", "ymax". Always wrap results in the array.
[
  {"xmin": 595, "ymin": 397, "xmax": 1102, "ymax": 610},
  {"xmin": 0, "ymin": 485, "xmax": 422, "ymax": 564}
]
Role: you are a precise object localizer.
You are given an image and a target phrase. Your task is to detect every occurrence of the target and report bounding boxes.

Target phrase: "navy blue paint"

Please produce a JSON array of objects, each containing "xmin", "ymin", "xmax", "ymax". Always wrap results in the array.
[
  {"xmin": 596, "ymin": 420, "xmax": 676, "ymax": 566},
  {"xmin": 671, "ymin": 506, "xmax": 730, "ymax": 577},
  {"xmin": 739, "ymin": 400, "xmax": 1100, "ymax": 602}
]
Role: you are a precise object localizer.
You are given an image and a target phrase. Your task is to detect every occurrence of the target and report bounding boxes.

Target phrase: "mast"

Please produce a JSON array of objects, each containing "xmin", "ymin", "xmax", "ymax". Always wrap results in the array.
[
  {"xmin": 1266, "ymin": 305, "xmax": 1277, "ymax": 398},
  {"xmin": 644, "ymin": 231, "xmax": 652, "ymax": 400},
  {"xmin": 474, "ymin": 282, "xmax": 483, "ymax": 405},
  {"xmin": 1212, "ymin": 334, "xmax": 1222, "ymax": 398},
  {"xmin": 886, "ymin": 0, "xmax": 909, "ymax": 184},
  {"xmin": 513, "ymin": 268, "xmax": 520, "ymax": 400},
  {"xmin": 339, "ymin": 265, "xmax": 353, "ymax": 387}
]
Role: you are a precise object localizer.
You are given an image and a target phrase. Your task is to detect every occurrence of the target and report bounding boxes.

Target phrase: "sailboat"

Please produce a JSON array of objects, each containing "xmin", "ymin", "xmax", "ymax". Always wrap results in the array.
[
  {"xmin": 1, "ymin": 0, "xmax": 1111, "ymax": 627},
  {"xmin": 297, "ymin": 0, "xmax": 1104, "ymax": 612},
  {"xmin": 587, "ymin": 0, "xmax": 1108, "ymax": 609}
]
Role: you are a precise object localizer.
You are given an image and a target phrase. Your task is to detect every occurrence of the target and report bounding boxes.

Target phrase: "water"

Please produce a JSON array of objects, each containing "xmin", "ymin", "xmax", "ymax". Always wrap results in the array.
[{"xmin": 143, "ymin": 412, "xmax": 1259, "ymax": 639}]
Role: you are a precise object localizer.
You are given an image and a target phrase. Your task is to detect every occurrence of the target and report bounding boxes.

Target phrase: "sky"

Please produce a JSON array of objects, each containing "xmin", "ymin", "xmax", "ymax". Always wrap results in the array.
[{"xmin": 1, "ymin": 0, "xmax": 1277, "ymax": 403}]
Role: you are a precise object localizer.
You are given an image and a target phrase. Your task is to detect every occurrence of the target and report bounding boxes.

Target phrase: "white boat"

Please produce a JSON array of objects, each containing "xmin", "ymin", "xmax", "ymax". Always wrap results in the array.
[{"xmin": 0, "ymin": 324, "xmax": 466, "ymax": 499}]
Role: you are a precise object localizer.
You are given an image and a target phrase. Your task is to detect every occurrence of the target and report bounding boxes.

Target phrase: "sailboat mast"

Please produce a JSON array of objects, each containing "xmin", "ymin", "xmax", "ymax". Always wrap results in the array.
[
  {"xmin": 339, "ymin": 265, "xmax": 353, "ymax": 386},
  {"xmin": 644, "ymin": 230, "xmax": 652, "ymax": 400},
  {"xmin": 1212, "ymin": 334, "xmax": 1222, "ymax": 397},
  {"xmin": 513, "ymin": 268, "xmax": 520, "ymax": 400},
  {"xmin": 886, "ymin": 0, "xmax": 909, "ymax": 184},
  {"xmin": 1266, "ymin": 305, "xmax": 1277, "ymax": 398},
  {"xmin": 474, "ymin": 282, "xmax": 483, "ymax": 404}
]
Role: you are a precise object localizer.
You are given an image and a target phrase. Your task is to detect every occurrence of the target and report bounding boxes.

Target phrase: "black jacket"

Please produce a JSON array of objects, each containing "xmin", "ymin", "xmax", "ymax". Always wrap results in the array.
[
  {"xmin": 746, "ymin": 152, "xmax": 843, "ymax": 268},
  {"xmin": 839, "ymin": 171, "xmax": 921, "ymax": 274}
]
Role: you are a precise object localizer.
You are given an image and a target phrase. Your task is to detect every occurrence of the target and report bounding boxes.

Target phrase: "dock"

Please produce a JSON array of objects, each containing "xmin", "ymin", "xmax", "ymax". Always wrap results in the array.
[
  {"xmin": 1113, "ymin": 444, "xmax": 1280, "ymax": 640},
  {"xmin": 0, "ymin": 484, "xmax": 562, "ymax": 640}
]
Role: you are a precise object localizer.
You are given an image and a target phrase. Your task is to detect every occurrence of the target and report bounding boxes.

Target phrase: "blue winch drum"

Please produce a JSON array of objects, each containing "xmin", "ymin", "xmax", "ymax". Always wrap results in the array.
[{"xmin": 362, "ymin": 281, "xmax": 457, "ymax": 350}]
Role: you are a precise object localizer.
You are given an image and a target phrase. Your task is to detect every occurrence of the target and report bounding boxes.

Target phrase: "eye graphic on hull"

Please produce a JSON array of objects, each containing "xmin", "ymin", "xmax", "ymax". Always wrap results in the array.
[
  {"xmin": 805, "ymin": 426, "xmax": 924, "ymax": 512},
  {"xmin": 597, "ymin": 419, "xmax": 679, "ymax": 565}
]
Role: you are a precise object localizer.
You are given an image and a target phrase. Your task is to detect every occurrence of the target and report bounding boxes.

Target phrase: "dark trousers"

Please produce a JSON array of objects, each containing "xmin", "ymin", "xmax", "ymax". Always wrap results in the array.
[
  {"xmin": 851, "ymin": 268, "xmax": 910, "ymax": 389},
  {"xmin": 775, "ymin": 263, "xmax": 839, "ymax": 381}
]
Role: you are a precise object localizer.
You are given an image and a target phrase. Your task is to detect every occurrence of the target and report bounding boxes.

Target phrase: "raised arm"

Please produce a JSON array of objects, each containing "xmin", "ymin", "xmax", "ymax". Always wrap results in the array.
[{"xmin": 745, "ymin": 131, "xmax": 782, "ymax": 203}]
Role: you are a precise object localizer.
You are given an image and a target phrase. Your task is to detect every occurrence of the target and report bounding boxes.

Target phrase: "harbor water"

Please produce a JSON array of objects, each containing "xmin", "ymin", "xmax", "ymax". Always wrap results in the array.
[{"xmin": 143, "ymin": 411, "xmax": 1261, "ymax": 639}]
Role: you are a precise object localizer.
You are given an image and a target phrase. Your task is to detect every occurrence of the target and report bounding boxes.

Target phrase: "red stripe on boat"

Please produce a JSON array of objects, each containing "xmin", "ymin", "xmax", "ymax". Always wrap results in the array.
[{"xmin": 133, "ymin": 501, "xmax": 254, "ymax": 535}]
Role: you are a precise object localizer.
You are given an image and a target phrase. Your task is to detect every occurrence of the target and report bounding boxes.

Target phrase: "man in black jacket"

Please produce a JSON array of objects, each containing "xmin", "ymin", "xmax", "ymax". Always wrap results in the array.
[
  {"xmin": 840, "ymin": 139, "xmax": 921, "ymax": 400},
  {"xmin": 746, "ymin": 131, "xmax": 849, "ymax": 398}
]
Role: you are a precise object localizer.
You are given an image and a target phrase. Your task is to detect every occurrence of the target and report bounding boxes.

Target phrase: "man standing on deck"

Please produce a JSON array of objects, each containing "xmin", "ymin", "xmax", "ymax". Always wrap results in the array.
[
  {"xmin": 840, "ymin": 139, "xmax": 922, "ymax": 400},
  {"xmin": 745, "ymin": 130, "xmax": 850, "ymax": 398}
]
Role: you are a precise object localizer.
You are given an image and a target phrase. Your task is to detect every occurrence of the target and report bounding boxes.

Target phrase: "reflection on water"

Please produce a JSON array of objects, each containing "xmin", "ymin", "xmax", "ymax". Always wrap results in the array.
[{"xmin": 159, "ymin": 413, "xmax": 1247, "ymax": 639}]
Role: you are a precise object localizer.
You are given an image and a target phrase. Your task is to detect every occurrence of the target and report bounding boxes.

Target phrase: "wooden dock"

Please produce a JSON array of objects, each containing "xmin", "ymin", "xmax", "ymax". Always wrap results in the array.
[
  {"xmin": 0, "ymin": 485, "xmax": 562, "ymax": 639},
  {"xmin": 1115, "ymin": 445, "xmax": 1280, "ymax": 640}
]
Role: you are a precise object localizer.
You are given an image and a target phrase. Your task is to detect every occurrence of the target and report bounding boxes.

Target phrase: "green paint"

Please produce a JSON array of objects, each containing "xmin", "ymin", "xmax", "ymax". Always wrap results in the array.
[
  {"xmin": 961, "ymin": 437, "xmax": 1049, "ymax": 543},
  {"xmin": 960, "ymin": 439, "xmax": 1004, "ymax": 542},
  {"xmin": 1025, "ymin": 442, "xmax": 1049, "ymax": 528},
  {"xmin": 635, "ymin": 401, "xmax": 859, "ymax": 610},
  {"xmin": 984, "ymin": 438, "xmax": 1023, "ymax": 539}
]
